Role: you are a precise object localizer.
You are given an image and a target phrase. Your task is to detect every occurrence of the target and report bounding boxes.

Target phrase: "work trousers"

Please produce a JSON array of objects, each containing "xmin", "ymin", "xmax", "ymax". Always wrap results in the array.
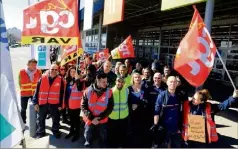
[
  {"xmin": 84, "ymin": 123, "xmax": 107, "ymax": 148},
  {"xmin": 68, "ymin": 109, "xmax": 81, "ymax": 136},
  {"xmin": 108, "ymin": 117, "xmax": 129, "ymax": 148},
  {"xmin": 20, "ymin": 96, "xmax": 32, "ymax": 124},
  {"xmin": 36, "ymin": 104, "xmax": 60, "ymax": 135}
]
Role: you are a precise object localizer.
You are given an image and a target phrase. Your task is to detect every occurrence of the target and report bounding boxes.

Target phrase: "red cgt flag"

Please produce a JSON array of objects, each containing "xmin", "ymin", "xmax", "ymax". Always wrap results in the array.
[
  {"xmin": 174, "ymin": 6, "xmax": 217, "ymax": 87},
  {"xmin": 111, "ymin": 35, "xmax": 135, "ymax": 59},
  {"xmin": 95, "ymin": 49, "xmax": 110, "ymax": 62},
  {"xmin": 22, "ymin": 0, "xmax": 80, "ymax": 45}
]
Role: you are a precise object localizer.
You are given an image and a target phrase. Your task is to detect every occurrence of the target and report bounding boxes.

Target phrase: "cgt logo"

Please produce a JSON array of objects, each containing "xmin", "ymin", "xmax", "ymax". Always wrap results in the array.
[
  {"xmin": 25, "ymin": 0, "xmax": 75, "ymax": 35},
  {"xmin": 188, "ymin": 27, "xmax": 215, "ymax": 76}
]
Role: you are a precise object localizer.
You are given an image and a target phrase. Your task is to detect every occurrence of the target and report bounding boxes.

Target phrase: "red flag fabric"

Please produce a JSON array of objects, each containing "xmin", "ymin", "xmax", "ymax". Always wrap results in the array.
[
  {"xmin": 111, "ymin": 35, "xmax": 135, "ymax": 59},
  {"xmin": 22, "ymin": 0, "xmax": 80, "ymax": 45},
  {"xmin": 95, "ymin": 49, "xmax": 110, "ymax": 62},
  {"xmin": 174, "ymin": 6, "xmax": 216, "ymax": 87}
]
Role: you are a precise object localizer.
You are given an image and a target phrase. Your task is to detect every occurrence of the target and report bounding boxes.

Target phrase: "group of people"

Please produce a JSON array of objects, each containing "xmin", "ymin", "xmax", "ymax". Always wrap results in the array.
[{"xmin": 18, "ymin": 54, "xmax": 238, "ymax": 148}]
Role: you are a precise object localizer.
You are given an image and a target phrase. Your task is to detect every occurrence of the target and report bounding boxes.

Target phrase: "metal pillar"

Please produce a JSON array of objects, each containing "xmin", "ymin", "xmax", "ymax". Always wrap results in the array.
[
  {"xmin": 196, "ymin": 0, "xmax": 215, "ymax": 91},
  {"xmin": 158, "ymin": 28, "xmax": 162, "ymax": 59},
  {"xmin": 98, "ymin": 11, "xmax": 103, "ymax": 51},
  {"xmin": 204, "ymin": 0, "xmax": 215, "ymax": 33}
]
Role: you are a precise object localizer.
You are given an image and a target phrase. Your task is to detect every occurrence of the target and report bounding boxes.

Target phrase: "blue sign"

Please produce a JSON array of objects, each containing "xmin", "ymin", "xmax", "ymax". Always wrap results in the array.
[
  {"xmin": 37, "ymin": 46, "xmax": 47, "ymax": 66},
  {"xmin": 85, "ymin": 47, "xmax": 98, "ymax": 55}
]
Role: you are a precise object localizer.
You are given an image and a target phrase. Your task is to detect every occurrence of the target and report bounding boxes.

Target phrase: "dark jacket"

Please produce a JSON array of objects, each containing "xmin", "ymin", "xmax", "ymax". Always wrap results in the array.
[
  {"xmin": 81, "ymin": 83, "xmax": 114, "ymax": 121},
  {"xmin": 96, "ymin": 69, "xmax": 117, "ymax": 88},
  {"xmin": 154, "ymin": 90, "xmax": 184, "ymax": 132}
]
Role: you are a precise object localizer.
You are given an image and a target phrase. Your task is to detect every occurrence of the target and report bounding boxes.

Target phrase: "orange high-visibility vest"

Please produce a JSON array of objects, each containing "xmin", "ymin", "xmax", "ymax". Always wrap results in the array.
[
  {"xmin": 83, "ymin": 86, "xmax": 112, "ymax": 125},
  {"xmin": 38, "ymin": 75, "xmax": 62, "ymax": 105},
  {"xmin": 182, "ymin": 101, "xmax": 218, "ymax": 143},
  {"xmin": 20, "ymin": 69, "xmax": 41, "ymax": 97},
  {"xmin": 68, "ymin": 83, "xmax": 83, "ymax": 109}
]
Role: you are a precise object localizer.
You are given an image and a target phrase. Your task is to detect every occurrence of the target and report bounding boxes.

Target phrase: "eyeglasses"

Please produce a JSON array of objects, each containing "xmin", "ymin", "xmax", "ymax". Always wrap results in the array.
[
  {"xmin": 51, "ymin": 69, "xmax": 58, "ymax": 71},
  {"xmin": 154, "ymin": 77, "xmax": 161, "ymax": 79}
]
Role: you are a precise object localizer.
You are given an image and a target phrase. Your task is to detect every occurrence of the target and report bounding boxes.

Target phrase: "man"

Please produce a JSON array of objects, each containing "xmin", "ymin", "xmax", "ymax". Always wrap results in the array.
[
  {"xmin": 114, "ymin": 61, "xmax": 122, "ymax": 76},
  {"xmin": 81, "ymin": 73, "xmax": 114, "ymax": 148},
  {"xmin": 19, "ymin": 59, "xmax": 42, "ymax": 124},
  {"xmin": 132, "ymin": 62, "xmax": 142, "ymax": 75},
  {"xmin": 142, "ymin": 67, "xmax": 153, "ymax": 88},
  {"xmin": 119, "ymin": 65, "xmax": 132, "ymax": 88},
  {"xmin": 125, "ymin": 59, "xmax": 133, "ymax": 74},
  {"xmin": 148, "ymin": 73, "xmax": 166, "ymax": 117},
  {"xmin": 162, "ymin": 66, "xmax": 171, "ymax": 83},
  {"xmin": 149, "ymin": 73, "xmax": 166, "ymax": 102},
  {"xmin": 151, "ymin": 59, "xmax": 160, "ymax": 74},
  {"xmin": 108, "ymin": 77, "xmax": 129, "ymax": 148},
  {"xmin": 59, "ymin": 65, "xmax": 70, "ymax": 124},
  {"xmin": 32, "ymin": 64, "xmax": 64, "ymax": 139},
  {"xmin": 153, "ymin": 76, "xmax": 183, "ymax": 148},
  {"xmin": 97, "ymin": 60, "xmax": 117, "ymax": 88}
]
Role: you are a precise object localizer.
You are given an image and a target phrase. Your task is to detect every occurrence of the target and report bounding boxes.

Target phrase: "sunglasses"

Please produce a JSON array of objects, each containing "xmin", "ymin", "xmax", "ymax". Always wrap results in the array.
[
  {"xmin": 60, "ymin": 69, "xmax": 65, "ymax": 71},
  {"xmin": 154, "ymin": 77, "xmax": 161, "ymax": 79}
]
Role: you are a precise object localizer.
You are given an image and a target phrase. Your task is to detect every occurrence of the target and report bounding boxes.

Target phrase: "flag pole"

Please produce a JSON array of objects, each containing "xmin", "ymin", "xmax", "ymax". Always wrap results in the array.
[{"xmin": 216, "ymin": 50, "xmax": 236, "ymax": 90}]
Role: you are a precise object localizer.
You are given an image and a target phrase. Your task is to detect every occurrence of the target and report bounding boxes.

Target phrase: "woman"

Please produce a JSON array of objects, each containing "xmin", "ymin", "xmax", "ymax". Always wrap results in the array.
[
  {"xmin": 64, "ymin": 66, "xmax": 83, "ymax": 142},
  {"xmin": 182, "ymin": 89, "xmax": 238, "ymax": 147},
  {"xmin": 59, "ymin": 65, "xmax": 69, "ymax": 124},
  {"xmin": 127, "ymin": 73, "xmax": 151, "ymax": 147}
]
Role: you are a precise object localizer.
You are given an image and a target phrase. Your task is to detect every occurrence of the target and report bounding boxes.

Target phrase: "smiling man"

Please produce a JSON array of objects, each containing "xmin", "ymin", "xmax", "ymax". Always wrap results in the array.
[{"xmin": 32, "ymin": 63, "xmax": 65, "ymax": 139}]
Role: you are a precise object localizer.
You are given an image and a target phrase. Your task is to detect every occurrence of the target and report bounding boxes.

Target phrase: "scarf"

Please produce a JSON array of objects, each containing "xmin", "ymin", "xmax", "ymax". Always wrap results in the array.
[{"xmin": 26, "ymin": 68, "xmax": 37, "ymax": 82}]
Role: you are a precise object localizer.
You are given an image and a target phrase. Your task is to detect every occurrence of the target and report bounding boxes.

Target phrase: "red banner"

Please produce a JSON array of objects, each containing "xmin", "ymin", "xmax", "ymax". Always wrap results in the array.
[
  {"xmin": 174, "ymin": 6, "xmax": 216, "ymax": 87},
  {"xmin": 22, "ymin": 0, "xmax": 80, "ymax": 45},
  {"xmin": 95, "ymin": 49, "xmax": 110, "ymax": 62},
  {"xmin": 111, "ymin": 35, "xmax": 135, "ymax": 59}
]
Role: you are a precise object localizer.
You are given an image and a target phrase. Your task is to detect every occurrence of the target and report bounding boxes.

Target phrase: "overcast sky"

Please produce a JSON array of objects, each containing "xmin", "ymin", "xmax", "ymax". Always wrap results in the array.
[{"xmin": 2, "ymin": 0, "xmax": 36, "ymax": 30}]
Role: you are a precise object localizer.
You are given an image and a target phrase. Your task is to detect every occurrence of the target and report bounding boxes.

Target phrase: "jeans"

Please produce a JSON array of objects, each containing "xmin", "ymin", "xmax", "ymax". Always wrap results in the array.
[
  {"xmin": 84, "ymin": 123, "xmax": 108, "ymax": 148},
  {"xmin": 20, "ymin": 96, "xmax": 32, "ymax": 124},
  {"xmin": 36, "ymin": 104, "xmax": 60, "ymax": 135}
]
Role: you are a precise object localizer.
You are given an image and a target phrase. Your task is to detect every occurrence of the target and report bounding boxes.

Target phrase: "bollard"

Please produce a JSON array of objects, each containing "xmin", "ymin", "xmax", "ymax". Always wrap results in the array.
[{"xmin": 28, "ymin": 103, "xmax": 37, "ymax": 137}]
